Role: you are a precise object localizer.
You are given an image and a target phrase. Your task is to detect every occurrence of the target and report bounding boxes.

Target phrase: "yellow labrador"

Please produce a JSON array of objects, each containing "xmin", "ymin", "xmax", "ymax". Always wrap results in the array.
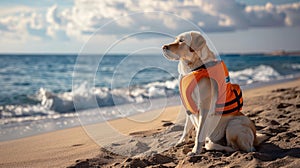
[{"xmin": 162, "ymin": 31, "xmax": 266, "ymax": 156}]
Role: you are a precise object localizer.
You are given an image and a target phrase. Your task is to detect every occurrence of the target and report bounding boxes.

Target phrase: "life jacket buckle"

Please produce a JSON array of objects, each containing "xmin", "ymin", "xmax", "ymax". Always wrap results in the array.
[{"xmin": 186, "ymin": 110, "xmax": 192, "ymax": 115}]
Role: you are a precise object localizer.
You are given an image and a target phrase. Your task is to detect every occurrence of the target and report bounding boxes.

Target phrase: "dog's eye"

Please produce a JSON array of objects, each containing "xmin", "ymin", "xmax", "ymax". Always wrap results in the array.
[{"xmin": 179, "ymin": 39, "xmax": 184, "ymax": 43}]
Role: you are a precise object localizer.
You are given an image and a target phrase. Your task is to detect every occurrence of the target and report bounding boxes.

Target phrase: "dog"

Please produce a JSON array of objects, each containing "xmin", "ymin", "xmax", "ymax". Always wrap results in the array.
[{"xmin": 162, "ymin": 31, "xmax": 266, "ymax": 156}]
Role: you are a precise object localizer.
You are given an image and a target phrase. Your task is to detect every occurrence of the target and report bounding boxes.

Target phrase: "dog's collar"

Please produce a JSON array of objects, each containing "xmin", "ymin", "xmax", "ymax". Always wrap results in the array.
[{"xmin": 192, "ymin": 61, "xmax": 220, "ymax": 71}]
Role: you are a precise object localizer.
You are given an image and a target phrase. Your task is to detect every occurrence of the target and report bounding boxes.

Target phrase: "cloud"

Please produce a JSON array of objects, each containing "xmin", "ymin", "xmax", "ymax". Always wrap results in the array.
[
  {"xmin": 63, "ymin": 0, "xmax": 300, "ymax": 34},
  {"xmin": 277, "ymin": 2, "xmax": 300, "ymax": 26},
  {"xmin": 45, "ymin": 5, "xmax": 69, "ymax": 40},
  {"xmin": 0, "ymin": 0, "xmax": 300, "ymax": 42},
  {"xmin": 245, "ymin": 2, "xmax": 286, "ymax": 27},
  {"xmin": 0, "ymin": 8, "xmax": 45, "ymax": 41}
]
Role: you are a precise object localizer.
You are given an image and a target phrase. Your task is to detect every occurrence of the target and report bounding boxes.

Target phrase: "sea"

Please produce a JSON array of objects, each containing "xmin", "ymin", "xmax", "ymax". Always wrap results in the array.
[{"xmin": 1, "ymin": 54, "xmax": 300, "ymax": 141}]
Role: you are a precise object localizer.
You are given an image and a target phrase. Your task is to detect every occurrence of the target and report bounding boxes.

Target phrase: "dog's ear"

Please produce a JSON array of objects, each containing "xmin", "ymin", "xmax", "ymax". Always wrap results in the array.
[{"xmin": 189, "ymin": 32, "xmax": 206, "ymax": 52}]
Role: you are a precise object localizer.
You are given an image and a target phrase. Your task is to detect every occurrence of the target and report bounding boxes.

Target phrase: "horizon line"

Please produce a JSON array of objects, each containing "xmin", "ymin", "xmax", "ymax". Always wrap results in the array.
[{"xmin": 0, "ymin": 49, "xmax": 300, "ymax": 56}]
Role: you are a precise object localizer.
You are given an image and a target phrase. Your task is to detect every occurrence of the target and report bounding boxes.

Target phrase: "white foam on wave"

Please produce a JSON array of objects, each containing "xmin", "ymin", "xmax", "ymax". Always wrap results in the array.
[
  {"xmin": 1, "ymin": 78, "xmax": 179, "ymax": 116},
  {"xmin": 37, "ymin": 88, "xmax": 75, "ymax": 113},
  {"xmin": 0, "ymin": 104, "xmax": 56, "ymax": 120},
  {"xmin": 229, "ymin": 65, "xmax": 281, "ymax": 85},
  {"xmin": 290, "ymin": 64, "xmax": 300, "ymax": 70}
]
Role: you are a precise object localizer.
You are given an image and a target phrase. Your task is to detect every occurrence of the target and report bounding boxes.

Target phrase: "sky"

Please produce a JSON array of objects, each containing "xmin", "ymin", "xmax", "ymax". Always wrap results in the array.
[{"xmin": 0, "ymin": 0, "xmax": 299, "ymax": 54}]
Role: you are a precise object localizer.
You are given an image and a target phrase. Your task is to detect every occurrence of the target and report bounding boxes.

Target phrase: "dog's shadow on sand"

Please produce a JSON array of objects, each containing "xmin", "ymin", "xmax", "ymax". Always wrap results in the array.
[{"xmin": 254, "ymin": 142, "xmax": 300, "ymax": 161}]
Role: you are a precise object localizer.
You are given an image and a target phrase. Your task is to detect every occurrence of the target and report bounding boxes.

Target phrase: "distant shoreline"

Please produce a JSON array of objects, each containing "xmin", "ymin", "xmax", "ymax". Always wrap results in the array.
[{"xmin": 221, "ymin": 50, "xmax": 300, "ymax": 56}]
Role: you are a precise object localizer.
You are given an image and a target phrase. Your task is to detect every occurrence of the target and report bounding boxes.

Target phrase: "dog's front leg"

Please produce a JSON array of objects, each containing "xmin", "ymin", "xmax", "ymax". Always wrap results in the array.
[
  {"xmin": 176, "ymin": 113, "xmax": 193, "ymax": 147},
  {"xmin": 188, "ymin": 79, "xmax": 217, "ymax": 156},
  {"xmin": 188, "ymin": 108, "xmax": 208, "ymax": 156}
]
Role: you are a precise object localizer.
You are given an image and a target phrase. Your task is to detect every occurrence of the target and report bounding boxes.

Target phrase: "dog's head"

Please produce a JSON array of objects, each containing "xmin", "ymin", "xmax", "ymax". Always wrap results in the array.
[
  {"xmin": 162, "ymin": 31, "xmax": 207, "ymax": 62},
  {"xmin": 162, "ymin": 31, "xmax": 216, "ymax": 74}
]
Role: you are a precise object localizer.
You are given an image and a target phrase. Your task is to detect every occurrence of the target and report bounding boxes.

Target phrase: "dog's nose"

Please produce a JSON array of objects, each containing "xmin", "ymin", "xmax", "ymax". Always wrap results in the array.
[{"xmin": 162, "ymin": 45, "xmax": 169, "ymax": 50}]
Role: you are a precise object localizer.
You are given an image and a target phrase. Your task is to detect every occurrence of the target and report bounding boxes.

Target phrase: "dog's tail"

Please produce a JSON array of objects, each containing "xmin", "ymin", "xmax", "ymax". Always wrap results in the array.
[{"xmin": 254, "ymin": 133, "xmax": 269, "ymax": 146}]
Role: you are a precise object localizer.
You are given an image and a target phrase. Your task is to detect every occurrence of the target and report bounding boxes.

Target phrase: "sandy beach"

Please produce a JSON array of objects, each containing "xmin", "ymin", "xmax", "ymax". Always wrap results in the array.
[{"xmin": 0, "ymin": 79, "xmax": 299, "ymax": 168}]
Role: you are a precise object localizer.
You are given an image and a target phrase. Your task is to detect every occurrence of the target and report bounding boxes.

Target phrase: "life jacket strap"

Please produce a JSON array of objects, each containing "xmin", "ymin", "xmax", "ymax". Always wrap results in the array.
[
  {"xmin": 233, "ymin": 89, "xmax": 242, "ymax": 111},
  {"xmin": 217, "ymin": 101, "xmax": 243, "ymax": 115},
  {"xmin": 215, "ymin": 91, "xmax": 243, "ymax": 108},
  {"xmin": 192, "ymin": 61, "xmax": 220, "ymax": 71},
  {"xmin": 215, "ymin": 89, "xmax": 243, "ymax": 115}
]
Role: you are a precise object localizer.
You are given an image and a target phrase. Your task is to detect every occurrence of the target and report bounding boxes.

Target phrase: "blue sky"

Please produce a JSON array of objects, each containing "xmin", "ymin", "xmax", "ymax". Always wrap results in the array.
[{"xmin": 0, "ymin": 0, "xmax": 299, "ymax": 54}]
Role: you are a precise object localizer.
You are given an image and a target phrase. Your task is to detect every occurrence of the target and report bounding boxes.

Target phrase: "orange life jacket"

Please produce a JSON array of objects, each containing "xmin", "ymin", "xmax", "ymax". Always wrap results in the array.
[{"xmin": 179, "ymin": 61, "xmax": 243, "ymax": 116}]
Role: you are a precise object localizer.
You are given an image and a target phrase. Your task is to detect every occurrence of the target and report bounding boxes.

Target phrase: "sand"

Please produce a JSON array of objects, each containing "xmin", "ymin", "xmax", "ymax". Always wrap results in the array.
[{"xmin": 0, "ymin": 79, "xmax": 299, "ymax": 168}]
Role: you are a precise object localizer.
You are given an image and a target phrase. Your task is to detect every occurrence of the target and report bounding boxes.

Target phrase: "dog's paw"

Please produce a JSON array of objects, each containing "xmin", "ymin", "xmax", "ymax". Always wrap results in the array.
[
  {"xmin": 187, "ymin": 148, "xmax": 201, "ymax": 157},
  {"xmin": 187, "ymin": 151, "xmax": 197, "ymax": 157}
]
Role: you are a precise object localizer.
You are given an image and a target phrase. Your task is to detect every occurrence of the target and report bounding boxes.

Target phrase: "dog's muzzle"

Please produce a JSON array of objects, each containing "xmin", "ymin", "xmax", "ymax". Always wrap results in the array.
[
  {"xmin": 162, "ymin": 45, "xmax": 169, "ymax": 50},
  {"xmin": 162, "ymin": 45, "xmax": 179, "ymax": 60}
]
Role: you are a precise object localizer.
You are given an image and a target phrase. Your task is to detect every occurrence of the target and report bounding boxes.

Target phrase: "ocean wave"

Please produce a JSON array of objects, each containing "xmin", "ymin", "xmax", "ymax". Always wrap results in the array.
[
  {"xmin": 290, "ymin": 64, "xmax": 300, "ymax": 70},
  {"xmin": 0, "ymin": 104, "xmax": 55, "ymax": 118},
  {"xmin": 229, "ymin": 65, "xmax": 281, "ymax": 85},
  {"xmin": 0, "ymin": 65, "xmax": 288, "ymax": 119},
  {"xmin": 0, "ymin": 78, "xmax": 179, "ymax": 119}
]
